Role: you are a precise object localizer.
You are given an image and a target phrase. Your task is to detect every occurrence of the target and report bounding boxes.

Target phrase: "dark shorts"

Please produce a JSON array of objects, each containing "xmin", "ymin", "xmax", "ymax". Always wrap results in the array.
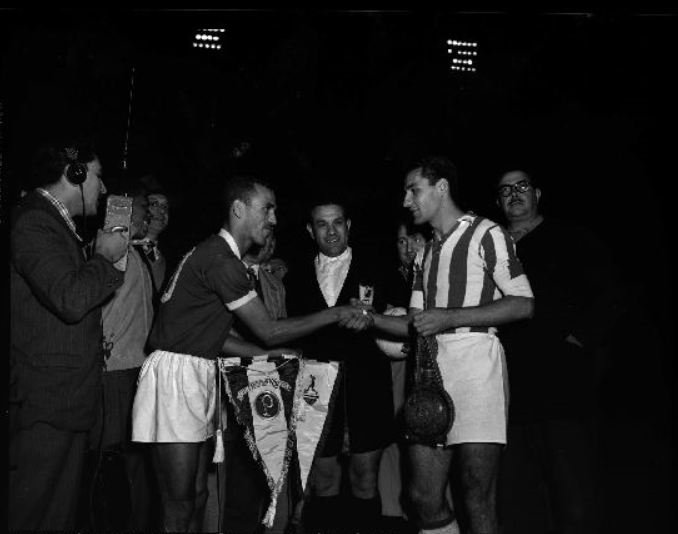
[{"xmin": 319, "ymin": 363, "xmax": 395, "ymax": 456}]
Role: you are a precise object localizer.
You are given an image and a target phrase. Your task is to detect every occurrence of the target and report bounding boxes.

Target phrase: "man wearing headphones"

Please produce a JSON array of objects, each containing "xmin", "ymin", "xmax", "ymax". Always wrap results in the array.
[{"xmin": 9, "ymin": 139, "xmax": 128, "ymax": 531}]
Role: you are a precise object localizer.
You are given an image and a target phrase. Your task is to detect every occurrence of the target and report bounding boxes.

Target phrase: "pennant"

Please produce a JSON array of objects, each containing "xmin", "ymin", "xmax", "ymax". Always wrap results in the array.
[
  {"xmin": 218, "ymin": 354, "xmax": 340, "ymax": 527},
  {"xmin": 293, "ymin": 359, "xmax": 340, "ymax": 492}
]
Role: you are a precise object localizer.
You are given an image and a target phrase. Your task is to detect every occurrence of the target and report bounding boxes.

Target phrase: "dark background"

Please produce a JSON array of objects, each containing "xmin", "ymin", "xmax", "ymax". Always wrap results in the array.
[{"xmin": 2, "ymin": 9, "xmax": 675, "ymax": 531}]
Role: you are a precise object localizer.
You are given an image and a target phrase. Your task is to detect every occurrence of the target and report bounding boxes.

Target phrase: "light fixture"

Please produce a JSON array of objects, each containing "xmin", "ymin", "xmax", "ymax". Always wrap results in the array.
[
  {"xmin": 446, "ymin": 38, "xmax": 478, "ymax": 74},
  {"xmin": 192, "ymin": 28, "xmax": 225, "ymax": 51}
]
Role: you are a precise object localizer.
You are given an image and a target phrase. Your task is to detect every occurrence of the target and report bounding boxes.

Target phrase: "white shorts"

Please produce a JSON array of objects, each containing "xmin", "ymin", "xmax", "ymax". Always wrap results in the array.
[
  {"xmin": 435, "ymin": 333, "xmax": 509, "ymax": 445},
  {"xmin": 132, "ymin": 350, "xmax": 217, "ymax": 443}
]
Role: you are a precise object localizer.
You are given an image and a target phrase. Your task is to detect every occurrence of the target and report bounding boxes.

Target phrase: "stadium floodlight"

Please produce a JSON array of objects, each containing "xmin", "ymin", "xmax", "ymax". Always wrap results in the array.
[
  {"xmin": 447, "ymin": 38, "xmax": 478, "ymax": 74},
  {"xmin": 192, "ymin": 28, "xmax": 225, "ymax": 51}
]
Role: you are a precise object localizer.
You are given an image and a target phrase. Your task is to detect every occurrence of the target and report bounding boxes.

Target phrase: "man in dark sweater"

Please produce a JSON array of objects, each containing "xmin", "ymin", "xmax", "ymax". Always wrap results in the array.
[
  {"xmin": 495, "ymin": 168, "xmax": 623, "ymax": 534},
  {"xmin": 9, "ymin": 139, "xmax": 128, "ymax": 530}
]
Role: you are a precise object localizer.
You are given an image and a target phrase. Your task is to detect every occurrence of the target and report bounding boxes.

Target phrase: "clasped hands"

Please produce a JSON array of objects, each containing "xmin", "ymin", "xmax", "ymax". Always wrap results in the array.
[
  {"xmin": 335, "ymin": 300, "xmax": 376, "ymax": 332},
  {"xmin": 339, "ymin": 299, "xmax": 459, "ymax": 336}
]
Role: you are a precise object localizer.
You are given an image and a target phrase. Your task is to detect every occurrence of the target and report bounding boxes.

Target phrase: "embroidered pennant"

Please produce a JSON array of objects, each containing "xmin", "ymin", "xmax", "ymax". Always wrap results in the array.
[
  {"xmin": 293, "ymin": 359, "xmax": 340, "ymax": 493},
  {"xmin": 218, "ymin": 355, "xmax": 340, "ymax": 527}
]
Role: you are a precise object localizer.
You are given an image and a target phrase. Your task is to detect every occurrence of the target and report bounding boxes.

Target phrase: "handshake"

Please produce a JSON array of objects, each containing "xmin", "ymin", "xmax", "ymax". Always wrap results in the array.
[{"xmin": 335, "ymin": 298, "xmax": 377, "ymax": 332}]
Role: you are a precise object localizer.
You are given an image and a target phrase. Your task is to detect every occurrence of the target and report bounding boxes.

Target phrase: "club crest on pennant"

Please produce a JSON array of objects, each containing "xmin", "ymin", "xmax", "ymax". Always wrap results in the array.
[
  {"xmin": 302, "ymin": 374, "xmax": 319, "ymax": 406},
  {"xmin": 255, "ymin": 390, "xmax": 281, "ymax": 419},
  {"xmin": 217, "ymin": 355, "xmax": 340, "ymax": 528},
  {"xmin": 359, "ymin": 284, "xmax": 374, "ymax": 305}
]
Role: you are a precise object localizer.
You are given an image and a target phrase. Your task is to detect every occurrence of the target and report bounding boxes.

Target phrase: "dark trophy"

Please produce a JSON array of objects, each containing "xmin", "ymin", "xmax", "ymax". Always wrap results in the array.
[{"xmin": 403, "ymin": 334, "xmax": 455, "ymax": 447}]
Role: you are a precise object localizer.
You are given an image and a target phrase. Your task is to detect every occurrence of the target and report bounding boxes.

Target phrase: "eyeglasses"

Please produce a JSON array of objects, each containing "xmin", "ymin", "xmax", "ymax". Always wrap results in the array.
[{"xmin": 497, "ymin": 180, "xmax": 532, "ymax": 198}]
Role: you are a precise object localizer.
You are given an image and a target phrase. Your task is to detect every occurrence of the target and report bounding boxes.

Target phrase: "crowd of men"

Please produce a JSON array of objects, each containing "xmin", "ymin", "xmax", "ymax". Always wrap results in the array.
[{"xmin": 10, "ymin": 139, "xmax": 621, "ymax": 534}]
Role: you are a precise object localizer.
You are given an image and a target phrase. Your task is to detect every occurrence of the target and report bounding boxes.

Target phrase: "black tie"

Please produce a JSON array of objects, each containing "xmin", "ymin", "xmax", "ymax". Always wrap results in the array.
[{"xmin": 134, "ymin": 245, "xmax": 160, "ymax": 308}]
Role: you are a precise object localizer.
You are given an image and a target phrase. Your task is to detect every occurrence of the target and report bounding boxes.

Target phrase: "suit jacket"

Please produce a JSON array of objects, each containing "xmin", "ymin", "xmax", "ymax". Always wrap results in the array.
[
  {"xmin": 10, "ymin": 192, "xmax": 124, "ymax": 432},
  {"xmin": 286, "ymin": 248, "xmax": 395, "ymax": 452}
]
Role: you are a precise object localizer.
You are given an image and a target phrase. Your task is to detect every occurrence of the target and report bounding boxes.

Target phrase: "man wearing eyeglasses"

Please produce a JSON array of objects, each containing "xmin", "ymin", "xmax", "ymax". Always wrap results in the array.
[
  {"xmin": 495, "ymin": 173, "xmax": 542, "ymax": 243},
  {"xmin": 495, "ymin": 168, "xmax": 623, "ymax": 534}
]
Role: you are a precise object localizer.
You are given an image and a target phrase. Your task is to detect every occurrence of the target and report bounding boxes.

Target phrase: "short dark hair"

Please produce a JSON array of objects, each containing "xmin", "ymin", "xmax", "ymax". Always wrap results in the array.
[
  {"xmin": 304, "ymin": 184, "xmax": 350, "ymax": 224},
  {"xmin": 414, "ymin": 156, "xmax": 459, "ymax": 200},
  {"xmin": 308, "ymin": 199, "xmax": 348, "ymax": 221},
  {"xmin": 29, "ymin": 138, "xmax": 97, "ymax": 188},
  {"xmin": 222, "ymin": 174, "xmax": 272, "ymax": 214}
]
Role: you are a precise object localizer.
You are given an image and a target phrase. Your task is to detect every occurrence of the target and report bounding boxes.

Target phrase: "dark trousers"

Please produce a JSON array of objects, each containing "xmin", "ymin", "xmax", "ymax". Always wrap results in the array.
[
  {"xmin": 78, "ymin": 368, "xmax": 157, "ymax": 531},
  {"xmin": 499, "ymin": 418, "xmax": 601, "ymax": 534},
  {"xmin": 9, "ymin": 422, "xmax": 88, "ymax": 530}
]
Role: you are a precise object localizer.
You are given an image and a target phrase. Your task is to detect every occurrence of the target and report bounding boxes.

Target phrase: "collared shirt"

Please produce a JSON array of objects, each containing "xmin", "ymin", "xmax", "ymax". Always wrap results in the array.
[
  {"xmin": 398, "ymin": 264, "xmax": 410, "ymax": 283},
  {"xmin": 131, "ymin": 237, "xmax": 161, "ymax": 262},
  {"xmin": 149, "ymin": 232, "xmax": 256, "ymax": 359},
  {"xmin": 219, "ymin": 228, "xmax": 242, "ymax": 259},
  {"xmin": 315, "ymin": 246, "xmax": 352, "ymax": 307},
  {"xmin": 246, "ymin": 263, "xmax": 260, "ymax": 279},
  {"xmin": 36, "ymin": 188, "xmax": 83, "ymax": 242}
]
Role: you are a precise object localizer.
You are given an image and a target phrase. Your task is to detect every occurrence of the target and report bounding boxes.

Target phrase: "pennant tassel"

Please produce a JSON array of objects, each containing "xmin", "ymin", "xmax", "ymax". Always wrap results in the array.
[
  {"xmin": 213, "ymin": 429, "xmax": 224, "ymax": 463},
  {"xmin": 212, "ymin": 360, "xmax": 225, "ymax": 463}
]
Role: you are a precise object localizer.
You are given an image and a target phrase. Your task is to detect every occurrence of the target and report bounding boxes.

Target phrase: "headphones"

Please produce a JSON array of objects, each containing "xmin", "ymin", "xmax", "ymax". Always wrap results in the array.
[{"xmin": 64, "ymin": 147, "xmax": 87, "ymax": 186}]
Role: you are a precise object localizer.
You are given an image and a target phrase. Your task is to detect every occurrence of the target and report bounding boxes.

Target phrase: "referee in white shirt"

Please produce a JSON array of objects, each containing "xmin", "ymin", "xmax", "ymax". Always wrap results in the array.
[{"xmin": 285, "ymin": 196, "xmax": 396, "ymax": 534}]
